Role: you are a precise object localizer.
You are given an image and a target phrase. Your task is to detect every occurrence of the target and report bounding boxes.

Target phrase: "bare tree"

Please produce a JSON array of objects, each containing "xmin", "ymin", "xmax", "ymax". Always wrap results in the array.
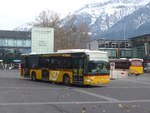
[
  {"xmin": 62, "ymin": 15, "xmax": 90, "ymax": 49},
  {"xmin": 34, "ymin": 10, "xmax": 60, "ymax": 28}
]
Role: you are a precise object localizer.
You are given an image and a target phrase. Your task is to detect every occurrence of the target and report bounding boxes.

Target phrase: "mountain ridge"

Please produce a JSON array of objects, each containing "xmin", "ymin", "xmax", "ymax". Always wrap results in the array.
[
  {"xmin": 103, "ymin": 2, "xmax": 150, "ymax": 40},
  {"xmin": 70, "ymin": 0, "xmax": 150, "ymax": 40}
]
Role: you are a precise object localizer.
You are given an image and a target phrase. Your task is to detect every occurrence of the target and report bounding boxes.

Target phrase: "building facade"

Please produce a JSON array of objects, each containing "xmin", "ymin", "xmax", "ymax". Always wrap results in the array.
[
  {"xmin": 88, "ymin": 39, "xmax": 132, "ymax": 58},
  {"xmin": 129, "ymin": 34, "xmax": 150, "ymax": 59},
  {"xmin": 0, "ymin": 30, "xmax": 31, "ymax": 62}
]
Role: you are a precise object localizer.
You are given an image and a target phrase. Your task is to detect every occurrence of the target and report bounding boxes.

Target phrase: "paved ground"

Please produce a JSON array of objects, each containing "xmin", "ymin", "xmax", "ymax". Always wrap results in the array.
[{"xmin": 0, "ymin": 70, "xmax": 150, "ymax": 113}]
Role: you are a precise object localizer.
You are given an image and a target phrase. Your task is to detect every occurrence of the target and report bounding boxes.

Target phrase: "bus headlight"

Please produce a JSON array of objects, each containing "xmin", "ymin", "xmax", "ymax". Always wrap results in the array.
[{"xmin": 84, "ymin": 79, "xmax": 92, "ymax": 82}]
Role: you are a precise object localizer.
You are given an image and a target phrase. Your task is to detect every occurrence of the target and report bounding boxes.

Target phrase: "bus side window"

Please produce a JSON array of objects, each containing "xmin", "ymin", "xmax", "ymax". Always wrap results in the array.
[
  {"xmin": 71, "ymin": 58, "xmax": 84, "ymax": 69},
  {"xmin": 27, "ymin": 56, "xmax": 39, "ymax": 68},
  {"xmin": 24, "ymin": 57, "xmax": 29, "ymax": 68},
  {"xmin": 39, "ymin": 57, "xmax": 49, "ymax": 68},
  {"xmin": 60, "ymin": 57, "xmax": 72, "ymax": 69},
  {"xmin": 49, "ymin": 58, "xmax": 54, "ymax": 69},
  {"xmin": 49, "ymin": 58, "xmax": 58, "ymax": 69}
]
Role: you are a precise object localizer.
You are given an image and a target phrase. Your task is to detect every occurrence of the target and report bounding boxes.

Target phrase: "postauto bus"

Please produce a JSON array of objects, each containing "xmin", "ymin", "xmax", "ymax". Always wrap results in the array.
[{"xmin": 20, "ymin": 49, "xmax": 110, "ymax": 85}]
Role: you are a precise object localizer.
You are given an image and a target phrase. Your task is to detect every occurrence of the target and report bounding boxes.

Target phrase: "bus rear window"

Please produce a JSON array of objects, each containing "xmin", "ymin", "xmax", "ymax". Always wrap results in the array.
[
  {"xmin": 131, "ymin": 61, "xmax": 142, "ymax": 66},
  {"xmin": 115, "ymin": 62, "xmax": 130, "ymax": 69}
]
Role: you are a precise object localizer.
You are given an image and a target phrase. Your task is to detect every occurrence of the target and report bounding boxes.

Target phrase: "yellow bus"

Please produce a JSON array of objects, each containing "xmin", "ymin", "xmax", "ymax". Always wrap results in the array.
[
  {"xmin": 20, "ymin": 49, "xmax": 110, "ymax": 85},
  {"xmin": 109, "ymin": 58, "xmax": 144, "ymax": 77},
  {"xmin": 129, "ymin": 58, "xmax": 144, "ymax": 75}
]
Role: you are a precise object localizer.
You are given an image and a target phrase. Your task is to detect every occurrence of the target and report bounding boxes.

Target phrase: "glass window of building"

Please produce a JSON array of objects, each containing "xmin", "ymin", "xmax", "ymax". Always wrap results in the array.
[
  {"xmin": 0, "ymin": 39, "xmax": 3, "ymax": 46},
  {"xmin": 112, "ymin": 44, "xmax": 116, "ymax": 48},
  {"xmin": 22, "ymin": 40, "xmax": 26, "ymax": 47},
  {"xmin": 26, "ymin": 40, "xmax": 31, "ymax": 47},
  {"xmin": 7, "ymin": 48, "xmax": 14, "ymax": 53},
  {"xmin": 17, "ymin": 40, "xmax": 23, "ymax": 47},
  {"xmin": 121, "ymin": 50, "xmax": 132, "ymax": 58},
  {"xmin": 14, "ymin": 40, "xmax": 17, "ymax": 47},
  {"xmin": 106, "ymin": 49, "xmax": 116, "ymax": 58},
  {"xmin": 7, "ymin": 39, "xmax": 14, "ymax": 47},
  {"xmin": 19, "ymin": 48, "xmax": 31, "ymax": 54},
  {"xmin": 105, "ymin": 43, "xmax": 109, "ymax": 48},
  {"xmin": 3, "ymin": 39, "xmax": 8, "ymax": 46}
]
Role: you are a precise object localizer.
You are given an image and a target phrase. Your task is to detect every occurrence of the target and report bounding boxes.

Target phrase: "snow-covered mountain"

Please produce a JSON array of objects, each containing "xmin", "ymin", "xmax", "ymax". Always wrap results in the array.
[
  {"xmin": 69, "ymin": 0, "xmax": 150, "ymax": 39},
  {"xmin": 104, "ymin": 2, "xmax": 150, "ymax": 40}
]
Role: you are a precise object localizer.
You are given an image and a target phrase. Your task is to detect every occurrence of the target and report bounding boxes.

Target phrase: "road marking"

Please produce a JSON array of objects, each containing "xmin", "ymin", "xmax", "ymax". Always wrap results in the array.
[
  {"xmin": 0, "ymin": 87, "xmax": 68, "ymax": 90},
  {"xmin": 1, "ymin": 100, "xmax": 150, "ymax": 106},
  {"xmin": 73, "ymin": 89, "xmax": 119, "ymax": 101},
  {"xmin": 107, "ymin": 86, "xmax": 150, "ymax": 89},
  {"xmin": 0, "ymin": 86, "xmax": 150, "ymax": 89}
]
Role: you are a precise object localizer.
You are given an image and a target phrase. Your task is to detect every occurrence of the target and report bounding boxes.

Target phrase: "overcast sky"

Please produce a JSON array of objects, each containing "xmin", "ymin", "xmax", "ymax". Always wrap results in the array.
[{"xmin": 0, "ymin": 0, "xmax": 108, "ymax": 30}]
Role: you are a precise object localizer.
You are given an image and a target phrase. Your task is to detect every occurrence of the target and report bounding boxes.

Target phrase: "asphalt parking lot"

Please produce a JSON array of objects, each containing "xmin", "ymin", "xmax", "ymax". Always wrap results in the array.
[{"xmin": 0, "ymin": 70, "xmax": 150, "ymax": 113}]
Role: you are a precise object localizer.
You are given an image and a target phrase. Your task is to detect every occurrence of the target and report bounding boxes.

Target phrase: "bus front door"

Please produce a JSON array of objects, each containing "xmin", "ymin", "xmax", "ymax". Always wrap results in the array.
[{"xmin": 72, "ymin": 59, "xmax": 84, "ymax": 85}]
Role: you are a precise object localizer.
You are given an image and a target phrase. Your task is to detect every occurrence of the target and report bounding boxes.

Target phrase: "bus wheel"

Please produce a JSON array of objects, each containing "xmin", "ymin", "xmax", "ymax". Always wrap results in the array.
[
  {"xmin": 31, "ymin": 72, "xmax": 37, "ymax": 81},
  {"xmin": 135, "ymin": 74, "xmax": 140, "ymax": 76},
  {"xmin": 63, "ymin": 75, "xmax": 70, "ymax": 85}
]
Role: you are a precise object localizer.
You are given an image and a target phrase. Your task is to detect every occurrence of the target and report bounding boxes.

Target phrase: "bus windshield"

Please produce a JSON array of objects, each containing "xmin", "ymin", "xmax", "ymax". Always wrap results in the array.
[
  {"xmin": 86, "ymin": 61, "xmax": 109, "ymax": 75},
  {"xmin": 131, "ymin": 60, "xmax": 142, "ymax": 66}
]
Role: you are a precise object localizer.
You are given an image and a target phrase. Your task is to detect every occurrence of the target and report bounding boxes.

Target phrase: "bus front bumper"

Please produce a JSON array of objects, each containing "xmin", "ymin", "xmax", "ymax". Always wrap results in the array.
[{"xmin": 83, "ymin": 75, "xmax": 110, "ymax": 85}]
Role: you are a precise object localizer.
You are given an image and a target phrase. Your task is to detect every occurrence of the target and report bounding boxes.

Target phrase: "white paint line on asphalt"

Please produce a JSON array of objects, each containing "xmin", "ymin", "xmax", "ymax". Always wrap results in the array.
[
  {"xmin": 1, "ymin": 86, "xmax": 150, "ymax": 89},
  {"xmin": 1, "ymin": 99, "xmax": 150, "ymax": 106},
  {"xmin": 123, "ymin": 79, "xmax": 150, "ymax": 85},
  {"xmin": 107, "ymin": 86, "xmax": 150, "ymax": 89},
  {"xmin": 0, "ymin": 86, "xmax": 150, "ymax": 90},
  {"xmin": 73, "ymin": 89, "xmax": 119, "ymax": 101},
  {"xmin": 0, "ymin": 87, "xmax": 68, "ymax": 90}
]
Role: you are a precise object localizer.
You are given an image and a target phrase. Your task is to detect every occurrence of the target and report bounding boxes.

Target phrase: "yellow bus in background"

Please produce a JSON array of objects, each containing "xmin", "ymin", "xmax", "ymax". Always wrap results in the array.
[
  {"xmin": 20, "ymin": 49, "xmax": 110, "ymax": 85},
  {"xmin": 129, "ymin": 58, "xmax": 144, "ymax": 75},
  {"xmin": 110, "ymin": 58, "xmax": 144, "ymax": 77}
]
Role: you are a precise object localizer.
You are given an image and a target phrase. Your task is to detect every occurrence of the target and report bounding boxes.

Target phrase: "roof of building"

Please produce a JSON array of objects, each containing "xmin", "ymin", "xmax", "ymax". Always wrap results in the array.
[
  {"xmin": 93, "ymin": 39, "xmax": 128, "ymax": 41},
  {"xmin": 129, "ymin": 33, "xmax": 150, "ymax": 40}
]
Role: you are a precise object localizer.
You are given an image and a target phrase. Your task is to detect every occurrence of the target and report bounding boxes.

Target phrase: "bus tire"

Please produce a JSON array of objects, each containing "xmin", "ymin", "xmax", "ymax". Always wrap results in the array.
[
  {"xmin": 63, "ymin": 75, "xmax": 70, "ymax": 85},
  {"xmin": 135, "ymin": 74, "xmax": 140, "ymax": 76},
  {"xmin": 31, "ymin": 72, "xmax": 37, "ymax": 81}
]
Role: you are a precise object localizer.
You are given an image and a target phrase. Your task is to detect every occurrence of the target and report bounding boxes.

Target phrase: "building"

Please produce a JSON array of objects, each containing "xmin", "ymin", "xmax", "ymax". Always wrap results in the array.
[
  {"xmin": 0, "ymin": 30, "xmax": 31, "ymax": 62},
  {"xmin": 31, "ymin": 27, "xmax": 54, "ymax": 54},
  {"xmin": 129, "ymin": 34, "xmax": 150, "ymax": 59},
  {"xmin": 88, "ymin": 39, "xmax": 132, "ymax": 58}
]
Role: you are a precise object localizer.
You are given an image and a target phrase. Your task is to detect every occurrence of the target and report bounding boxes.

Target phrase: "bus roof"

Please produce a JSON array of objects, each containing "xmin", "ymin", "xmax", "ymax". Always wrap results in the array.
[
  {"xmin": 109, "ymin": 58, "xmax": 129, "ymax": 62},
  {"xmin": 22, "ymin": 49, "xmax": 107, "ymax": 55},
  {"xmin": 109, "ymin": 58, "xmax": 143, "ymax": 62},
  {"xmin": 22, "ymin": 49, "xmax": 108, "ymax": 62},
  {"xmin": 57, "ymin": 49, "xmax": 107, "ymax": 54},
  {"xmin": 57, "ymin": 49, "xmax": 108, "ymax": 62},
  {"xmin": 129, "ymin": 58, "xmax": 143, "ymax": 62}
]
